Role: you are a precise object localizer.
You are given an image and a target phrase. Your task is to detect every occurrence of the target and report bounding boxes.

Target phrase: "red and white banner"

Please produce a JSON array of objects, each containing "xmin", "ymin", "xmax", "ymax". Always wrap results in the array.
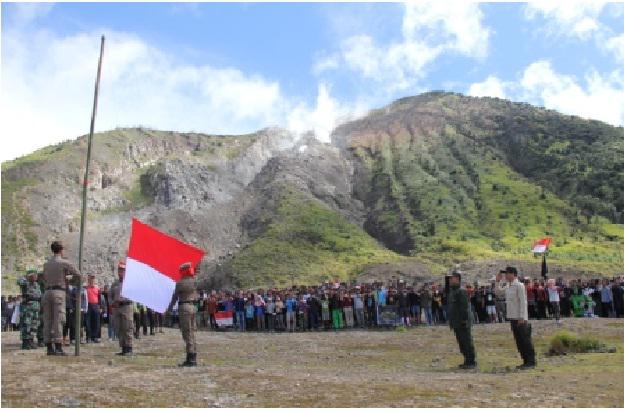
[
  {"xmin": 121, "ymin": 218, "xmax": 205, "ymax": 313},
  {"xmin": 215, "ymin": 311, "xmax": 233, "ymax": 327},
  {"xmin": 532, "ymin": 237, "xmax": 552, "ymax": 254}
]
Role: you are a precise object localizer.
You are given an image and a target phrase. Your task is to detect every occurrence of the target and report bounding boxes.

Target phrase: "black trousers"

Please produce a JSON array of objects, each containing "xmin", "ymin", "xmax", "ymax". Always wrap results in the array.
[
  {"xmin": 510, "ymin": 320, "xmax": 536, "ymax": 365},
  {"xmin": 601, "ymin": 302, "xmax": 612, "ymax": 318},
  {"xmin": 147, "ymin": 308, "xmax": 156, "ymax": 333},
  {"xmin": 64, "ymin": 309, "xmax": 75, "ymax": 340},
  {"xmin": 527, "ymin": 303, "xmax": 536, "ymax": 319},
  {"xmin": 453, "ymin": 326, "xmax": 476, "ymax": 365},
  {"xmin": 536, "ymin": 301, "xmax": 546, "ymax": 319},
  {"xmin": 86, "ymin": 303, "xmax": 101, "ymax": 340}
]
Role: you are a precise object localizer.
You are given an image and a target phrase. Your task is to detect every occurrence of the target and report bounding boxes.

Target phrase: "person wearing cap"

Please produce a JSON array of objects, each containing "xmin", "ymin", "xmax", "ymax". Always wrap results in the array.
[
  {"xmin": 447, "ymin": 271, "xmax": 476, "ymax": 369},
  {"xmin": 110, "ymin": 260, "xmax": 134, "ymax": 356},
  {"xmin": 504, "ymin": 266, "xmax": 536, "ymax": 369},
  {"xmin": 42, "ymin": 241, "xmax": 81, "ymax": 356},
  {"xmin": 167, "ymin": 262, "xmax": 199, "ymax": 367},
  {"xmin": 17, "ymin": 269, "xmax": 42, "ymax": 350}
]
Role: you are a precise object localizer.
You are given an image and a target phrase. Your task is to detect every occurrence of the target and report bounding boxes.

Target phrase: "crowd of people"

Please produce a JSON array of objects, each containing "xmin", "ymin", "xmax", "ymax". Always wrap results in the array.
[
  {"xmin": 3, "ymin": 275, "xmax": 623, "ymax": 337},
  {"xmin": 164, "ymin": 275, "xmax": 624, "ymax": 333}
]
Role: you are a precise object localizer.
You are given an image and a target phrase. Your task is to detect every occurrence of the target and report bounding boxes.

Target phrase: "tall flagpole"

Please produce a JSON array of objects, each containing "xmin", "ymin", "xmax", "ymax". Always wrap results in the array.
[{"xmin": 76, "ymin": 35, "xmax": 105, "ymax": 356}]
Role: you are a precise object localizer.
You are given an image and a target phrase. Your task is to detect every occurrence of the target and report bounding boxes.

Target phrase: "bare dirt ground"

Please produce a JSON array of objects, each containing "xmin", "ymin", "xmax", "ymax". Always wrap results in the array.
[{"xmin": 1, "ymin": 318, "xmax": 623, "ymax": 407}]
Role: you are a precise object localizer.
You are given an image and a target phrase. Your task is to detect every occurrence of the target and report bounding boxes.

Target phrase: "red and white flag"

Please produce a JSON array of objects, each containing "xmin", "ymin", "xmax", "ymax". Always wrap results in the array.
[
  {"xmin": 215, "ymin": 311, "xmax": 233, "ymax": 327},
  {"xmin": 532, "ymin": 237, "xmax": 552, "ymax": 254},
  {"xmin": 121, "ymin": 218, "xmax": 205, "ymax": 313}
]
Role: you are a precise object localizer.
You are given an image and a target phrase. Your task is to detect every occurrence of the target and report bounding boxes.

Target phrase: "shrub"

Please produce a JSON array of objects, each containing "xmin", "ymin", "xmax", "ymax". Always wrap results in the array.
[{"xmin": 548, "ymin": 330, "xmax": 607, "ymax": 354}]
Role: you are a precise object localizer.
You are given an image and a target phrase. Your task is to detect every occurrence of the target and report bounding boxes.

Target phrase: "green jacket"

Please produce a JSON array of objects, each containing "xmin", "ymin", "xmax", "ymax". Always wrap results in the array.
[{"xmin": 447, "ymin": 286, "xmax": 473, "ymax": 329}]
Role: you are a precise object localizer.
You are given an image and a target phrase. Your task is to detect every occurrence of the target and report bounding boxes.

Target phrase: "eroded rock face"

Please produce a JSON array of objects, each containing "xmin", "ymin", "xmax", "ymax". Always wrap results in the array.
[{"xmin": 2, "ymin": 127, "xmax": 300, "ymax": 284}]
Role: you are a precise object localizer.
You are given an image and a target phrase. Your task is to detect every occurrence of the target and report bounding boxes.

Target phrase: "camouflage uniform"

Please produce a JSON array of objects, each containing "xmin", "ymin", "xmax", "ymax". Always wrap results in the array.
[
  {"xmin": 36, "ymin": 273, "xmax": 45, "ymax": 346},
  {"xmin": 18, "ymin": 273, "xmax": 42, "ymax": 349}
]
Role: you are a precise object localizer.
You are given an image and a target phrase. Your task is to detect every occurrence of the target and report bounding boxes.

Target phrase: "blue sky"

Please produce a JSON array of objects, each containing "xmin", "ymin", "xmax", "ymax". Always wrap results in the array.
[{"xmin": 1, "ymin": 2, "xmax": 624, "ymax": 161}]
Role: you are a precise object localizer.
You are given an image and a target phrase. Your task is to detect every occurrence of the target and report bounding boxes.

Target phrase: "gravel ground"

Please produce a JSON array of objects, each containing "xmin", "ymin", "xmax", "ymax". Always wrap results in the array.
[{"xmin": 1, "ymin": 318, "xmax": 623, "ymax": 407}]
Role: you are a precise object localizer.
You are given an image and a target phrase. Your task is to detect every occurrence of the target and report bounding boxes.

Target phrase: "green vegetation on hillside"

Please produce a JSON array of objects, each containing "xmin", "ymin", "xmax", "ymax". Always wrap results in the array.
[
  {"xmin": 1, "ymin": 179, "xmax": 39, "ymax": 274},
  {"xmin": 228, "ymin": 185, "xmax": 406, "ymax": 288},
  {"xmin": 343, "ymin": 93, "xmax": 623, "ymax": 275}
]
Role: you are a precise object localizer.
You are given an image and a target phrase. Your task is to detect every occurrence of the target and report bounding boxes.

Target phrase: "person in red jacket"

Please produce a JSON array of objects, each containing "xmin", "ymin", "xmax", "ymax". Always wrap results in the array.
[{"xmin": 525, "ymin": 279, "xmax": 537, "ymax": 319}]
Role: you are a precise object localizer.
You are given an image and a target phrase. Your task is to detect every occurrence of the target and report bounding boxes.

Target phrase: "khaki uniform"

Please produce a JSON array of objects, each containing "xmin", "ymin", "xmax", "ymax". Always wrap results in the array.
[
  {"xmin": 108, "ymin": 287, "xmax": 117, "ymax": 338},
  {"xmin": 42, "ymin": 256, "xmax": 80, "ymax": 344},
  {"xmin": 169, "ymin": 277, "xmax": 198, "ymax": 353},
  {"xmin": 110, "ymin": 279, "xmax": 134, "ymax": 349}
]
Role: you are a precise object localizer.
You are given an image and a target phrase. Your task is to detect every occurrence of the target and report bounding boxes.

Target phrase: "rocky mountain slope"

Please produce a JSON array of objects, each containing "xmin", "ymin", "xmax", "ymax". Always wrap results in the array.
[{"xmin": 1, "ymin": 92, "xmax": 623, "ymax": 291}]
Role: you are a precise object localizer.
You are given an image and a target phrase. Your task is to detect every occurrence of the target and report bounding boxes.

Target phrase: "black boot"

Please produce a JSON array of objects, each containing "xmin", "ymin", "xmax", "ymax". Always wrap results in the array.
[
  {"xmin": 179, "ymin": 353, "xmax": 192, "ymax": 367},
  {"xmin": 22, "ymin": 340, "xmax": 30, "ymax": 350},
  {"xmin": 116, "ymin": 346, "xmax": 126, "ymax": 356},
  {"xmin": 187, "ymin": 353, "xmax": 197, "ymax": 367},
  {"xmin": 122, "ymin": 346, "xmax": 133, "ymax": 356},
  {"xmin": 46, "ymin": 343, "xmax": 55, "ymax": 356},
  {"xmin": 54, "ymin": 343, "xmax": 67, "ymax": 356}
]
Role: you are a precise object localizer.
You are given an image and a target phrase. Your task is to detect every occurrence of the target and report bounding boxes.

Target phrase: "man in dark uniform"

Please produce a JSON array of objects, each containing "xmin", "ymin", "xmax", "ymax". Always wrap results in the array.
[
  {"xmin": 447, "ymin": 271, "xmax": 476, "ymax": 369},
  {"xmin": 167, "ymin": 262, "xmax": 199, "ymax": 367},
  {"xmin": 110, "ymin": 261, "xmax": 134, "ymax": 356},
  {"xmin": 42, "ymin": 241, "xmax": 81, "ymax": 356}
]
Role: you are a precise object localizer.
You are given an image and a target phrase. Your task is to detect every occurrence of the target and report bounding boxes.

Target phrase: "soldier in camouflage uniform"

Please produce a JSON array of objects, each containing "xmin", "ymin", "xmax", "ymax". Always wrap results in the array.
[
  {"xmin": 36, "ymin": 271, "xmax": 45, "ymax": 346},
  {"xmin": 18, "ymin": 269, "xmax": 42, "ymax": 350}
]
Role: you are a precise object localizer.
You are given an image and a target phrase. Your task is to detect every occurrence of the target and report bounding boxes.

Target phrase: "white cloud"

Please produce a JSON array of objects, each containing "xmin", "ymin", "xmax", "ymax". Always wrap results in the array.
[
  {"xmin": 467, "ymin": 60, "xmax": 623, "ymax": 126},
  {"xmin": 467, "ymin": 75, "xmax": 508, "ymax": 99},
  {"xmin": 1, "ymin": 24, "xmax": 361, "ymax": 161},
  {"xmin": 524, "ymin": 1, "xmax": 607, "ymax": 40},
  {"xmin": 518, "ymin": 60, "xmax": 623, "ymax": 126},
  {"xmin": 603, "ymin": 33, "xmax": 624, "ymax": 61},
  {"xmin": 524, "ymin": 1, "xmax": 623, "ymax": 62},
  {"xmin": 402, "ymin": 1, "xmax": 490, "ymax": 58},
  {"xmin": 5, "ymin": 3, "xmax": 54, "ymax": 27},
  {"xmin": 314, "ymin": 2, "xmax": 490, "ymax": 93}
]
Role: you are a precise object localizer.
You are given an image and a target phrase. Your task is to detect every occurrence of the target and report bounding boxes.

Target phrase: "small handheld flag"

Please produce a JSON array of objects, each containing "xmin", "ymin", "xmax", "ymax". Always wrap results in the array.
[{"xmin": 532, "ymin": 237, "xmax": 552, "ymax": 254}]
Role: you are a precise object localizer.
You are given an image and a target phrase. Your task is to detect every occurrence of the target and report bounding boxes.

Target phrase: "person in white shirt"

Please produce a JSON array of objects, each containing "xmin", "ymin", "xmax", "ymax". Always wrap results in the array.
[
  {"xmin": 500, "ymin": 266, "xmax": 536, "ymax": 369},
  {"xmin": 547, "ymin": 279, "xmax": 561, "ymax": 324}
]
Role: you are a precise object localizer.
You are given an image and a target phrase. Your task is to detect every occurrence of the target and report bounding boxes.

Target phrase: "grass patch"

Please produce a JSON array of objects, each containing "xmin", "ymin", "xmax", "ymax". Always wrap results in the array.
[{"xmin": 548, "ymin": 330, "xmax": 611, "ymax": 354}]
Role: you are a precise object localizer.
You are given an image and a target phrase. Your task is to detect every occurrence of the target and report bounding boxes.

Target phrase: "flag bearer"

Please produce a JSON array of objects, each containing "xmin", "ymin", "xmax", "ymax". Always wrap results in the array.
[{"xmin": 167, "ymin": 262, "xmax": 199, "ymax": 367}]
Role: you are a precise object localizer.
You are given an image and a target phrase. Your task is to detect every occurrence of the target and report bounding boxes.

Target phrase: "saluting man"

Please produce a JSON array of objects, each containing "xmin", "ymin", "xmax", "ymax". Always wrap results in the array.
[
  {"xmin": 167, "ymin": 262, "xmax": 199, "ymax": 367},
  {"xmin": 447, "ymin": 271, "xmax": 477, "ymax": 369},
  {"xmin": 110, "ymin": 261, "xmax": 134, "ymax": 356},
  {"xmin": 503, "ymin": 266, "xmax": 536, "ymax": 369}
]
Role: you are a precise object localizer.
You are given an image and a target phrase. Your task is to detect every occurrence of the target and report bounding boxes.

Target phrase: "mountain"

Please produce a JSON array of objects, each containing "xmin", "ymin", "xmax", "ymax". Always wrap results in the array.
[{"xmin": 1, "ymin": 92, "xmax": 623, "ymax": 292}]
